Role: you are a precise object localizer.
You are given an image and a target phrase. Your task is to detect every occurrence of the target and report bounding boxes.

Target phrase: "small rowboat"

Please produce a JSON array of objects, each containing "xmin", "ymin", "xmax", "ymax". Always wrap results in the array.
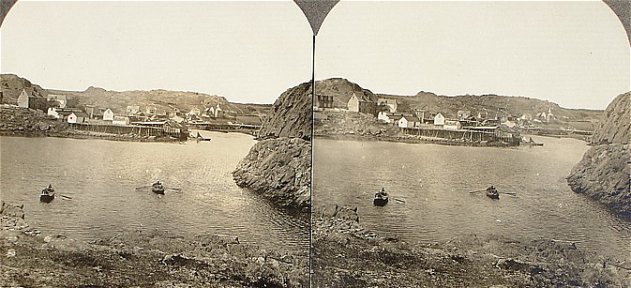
[
  {"xmin": 40, "ymin": 188, "xmax": 55, "ymax": 203},
  {"xmin": 152, "ymin": 182, "xmax": 165, "ymax": 195},
  {"xmin": 486, "ymin": 186, "xmax": 500, "ymax": 200},
  {"xmin": 373, "ymin": 192, "xmax": 389, "ymax": 206}
]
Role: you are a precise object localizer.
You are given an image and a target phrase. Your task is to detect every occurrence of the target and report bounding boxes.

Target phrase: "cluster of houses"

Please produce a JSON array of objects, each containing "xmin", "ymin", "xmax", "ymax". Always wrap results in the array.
[{"xmin": 315, "ymin": 91, "xmax": 558, "ymax": 132}]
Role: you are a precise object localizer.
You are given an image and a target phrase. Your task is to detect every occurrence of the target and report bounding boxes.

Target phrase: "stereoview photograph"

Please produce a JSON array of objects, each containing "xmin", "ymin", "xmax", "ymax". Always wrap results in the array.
[
  {"xmin": 311, "ymin": 1, "xmax": 631, "ymax": 287},
  {"xmin": 1, "ymin": 1, "xmax": 312, "ymax": 286}
]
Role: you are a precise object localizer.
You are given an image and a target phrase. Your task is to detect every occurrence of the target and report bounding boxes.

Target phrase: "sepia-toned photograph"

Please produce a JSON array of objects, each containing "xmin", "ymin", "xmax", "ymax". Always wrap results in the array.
[
  {"xmin": 311, "ymin": 1, "xmax": 630, "ymax": 287},
  {"xmin": 1, "ymin": 0, "xmax": 630, "ymax": 287},
  {"xmin": 1, "ymin": 1, "xmax": 312, "ymax": 286}
]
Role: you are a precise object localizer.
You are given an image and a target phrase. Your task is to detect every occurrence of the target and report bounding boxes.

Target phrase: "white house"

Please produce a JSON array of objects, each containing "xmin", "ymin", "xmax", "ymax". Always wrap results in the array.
[
  {"xmin": 434, "ymin": 113, "xmax": 445, "ymax": 126},
  {"xmin": 103, "ymin": 108, "xmax": 114, "ymax": 121},
  {"xmin": 188, "ymin": 107, "xmax": 201, "ymax": 116},
  {"xmin": 17, "ymin": 89, "xmax": 29, "ymax": 108},
  {"xmin": 377, "ymin": 111, "xmax": 390, "ymax": 123},
  {"xmin": 397, "ymin": 115, "xmax": 420, "ymax": 128},
  {"xmin": 67, "ymin": 112, "xmax": 78, "ymax": 123},
  {"xmin": 214, "ymin": 104, "xmax": 223, "ymax": 118},
  {"xmin": 377, "ymin": 98, "xmax": 398, "ymax": 113},
  {"xmin": 112, "ymin": 116, "xmax": 130, "ymax": 126},
  {"xmin": 47, "ymin": 107, "xmax": 60, "ymax": 119}
]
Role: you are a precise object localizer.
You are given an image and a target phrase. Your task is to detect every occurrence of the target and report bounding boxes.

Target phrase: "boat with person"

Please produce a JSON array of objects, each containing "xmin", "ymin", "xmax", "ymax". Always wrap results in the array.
[
  {"xmin": 40, "ymin": 184, "xmax": 55, "ymax": 203},
  {"xmin": 373, "ymin": 188, "xmax": 389, "ymax": 206},
  {"xmin": 152, "ymin": 181, "xmax": 165, "ymax": 195},
  {"xmin": 196, "ymin": 132, "xmax": 211, "ymax": 142},
  {"xmin": 486, "ymin": 186, "xmax": 500, "ymax": 200}
]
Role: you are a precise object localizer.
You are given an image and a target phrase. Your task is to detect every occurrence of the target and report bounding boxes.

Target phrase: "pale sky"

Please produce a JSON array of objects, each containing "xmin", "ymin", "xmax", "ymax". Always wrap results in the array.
[
  {"xmin": 1, "ymin": 1, "xmax": 629, "ymax": 109},
  {"xmin": 1, "ymin": 1, "xmax": 313, "ymax": 104},
  {"xmin": 317, "ymin": 1, "xmax": 630, "ymax": 110}
]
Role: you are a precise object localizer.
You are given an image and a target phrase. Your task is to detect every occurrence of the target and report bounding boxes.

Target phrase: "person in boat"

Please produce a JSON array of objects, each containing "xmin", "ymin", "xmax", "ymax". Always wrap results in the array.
[
  {"xmin": 376, "ymin": 187, "xmax": 388, "ymax": 198},
  {"xmin": 43, "ymin": 184, "xmax": 54, "ymax": 194}
]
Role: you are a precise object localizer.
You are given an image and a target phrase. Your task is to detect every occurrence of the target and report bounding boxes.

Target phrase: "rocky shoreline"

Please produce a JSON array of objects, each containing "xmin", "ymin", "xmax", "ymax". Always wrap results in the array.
[
  {"xmin": 312, "ymin": 205, "xmax": 630, "ymax": 287},
  {"xmin": 233, "ymin": 82, "xmax": 312, "ymax": 213},
  {"xmin": 0, "ymin": 201, "xmax": 308, "ymax": 287},
  {"xmin": 233, "ymin": 137, "xmax": 311, "ymax": 213},
  {"xmin": 567, "ymin": 92, "xmax": 630, "ymax": 219},
  {"xmin": 0, "ymin": 106, "xmax": 180, "ymax": 143},
  {"xmin": 314, "ymin": 133, "xmax": 518, "ymax": 148}
]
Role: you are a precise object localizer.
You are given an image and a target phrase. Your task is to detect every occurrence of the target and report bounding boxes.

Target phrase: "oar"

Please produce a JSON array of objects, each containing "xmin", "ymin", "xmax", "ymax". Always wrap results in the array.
[
  {"xmin": 135, "ymin": 186, "xmax": 150, "ymax": 190},
  {"xmin": 469, "ymin": 189, "xmax": 485, "ymax": 194},
  {"xmin": 502, "ymin": 192, "xmax": 518, "ymax": 196},
  {"xmin": 393, "ymin": 198, "xmax": 406, "ymax": 204},
  {"xmin": 59, "ymin": 194, "xmax": 72, "ymax": 199}
]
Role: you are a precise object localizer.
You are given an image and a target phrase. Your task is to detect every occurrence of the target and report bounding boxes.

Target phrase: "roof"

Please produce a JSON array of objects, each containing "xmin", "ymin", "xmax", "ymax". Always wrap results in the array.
[{"xmin": 401, "ymin": 115, "xmax": 420, "ymax": 122}]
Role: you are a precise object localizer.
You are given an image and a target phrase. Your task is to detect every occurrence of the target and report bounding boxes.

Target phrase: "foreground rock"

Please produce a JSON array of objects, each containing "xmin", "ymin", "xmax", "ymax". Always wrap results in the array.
[
  {"xmin": 234, "ymin": 137, "xmax": 311, "ymax": 212},
  {"xmin": 234, "ymin": 82, "xmax": 312, "ymax": 212},
  {"xmin": 567, "ymin": 92, "xmax": 630, "ymax": 218},
  {"xmin": 312, "ymin": 205, "xmax": 629, "ymax": 287},
  {"xmin": 0, "ymin": 201, "xmax": 308, "ymax": 287}
]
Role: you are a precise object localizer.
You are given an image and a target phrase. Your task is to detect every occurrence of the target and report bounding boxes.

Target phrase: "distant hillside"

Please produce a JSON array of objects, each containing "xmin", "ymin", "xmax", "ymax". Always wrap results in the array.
[
  {"xmin": 315, "ymin": 78, "xmax": 378, "ymax": 108},
  {"xmin": 0, "ymin": 74, "xmax": 271, "ymax": 120},
  {"xmin": 47, "ymin": 87, "xmax": 270, "ymax": 118},
  {"xmin": 0, "ymin": 74, "xmax": 48, "ymax": 103},
  {"xmin": 316, "ymin": 78, "xmax": 603, "ymax": 122}
]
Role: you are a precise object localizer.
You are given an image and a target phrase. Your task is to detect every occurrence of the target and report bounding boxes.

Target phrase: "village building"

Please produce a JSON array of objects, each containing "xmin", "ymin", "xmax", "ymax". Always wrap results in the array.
[
  {"xmin": 47, "ymin": 107, "xmax": 60, "ymax": 119},
  {"xmin": 205, "ymin": 106, "xmax": 215, "ymax": 117},
  {"xmin": 316, "ymin": 95, "xmax": 334, "ymax": 109},
  {"xmin": 433, "ymin": 113, "xmax": 445, "ymax": 126},
  {"xmin": 347, "ymin": 93, "xmax": 377, "ymax": 115},
  {"xmin": 103, "ymin": 108, "xmax": 114, "ymax": 121},
  {"xmin": 536, "ymin": 111, "xmax": 548, "ymax": 122},
  {"xmin": 126, "ymin": 105, "xmax": 140, "ymax": 115},
  {"xmin": 377, "ymin": 98, "xmax": 398, "ymax": 113},
  {"xmin": 520, "ymin": 113, "xmax": 533, "ymax": 121},
  {"xmin": 444, "ymin": 120, "xmax": 462, "ymax": 130},
  {"xmin": 112, "ymin": 116, "xmax": 130, "ymax": 126},
  {"xmin": 476, "ymin": 111, "xmax": 488, "ymax": 120},
  {"xmin": 84, "ymin": 105, "xmax": 96, "ymax": 119},
  {"xmin": 397, "ymin": 115, "xmax": 420, "ymax": 128},
  {"xmin": 214, "ymin": 105, "xmax": 224, "ymax": 118},
  {"xmin": 47, "ymin": 94, "xmax": 67, "ymax": 108},
  {"xmin": 188, "ymin": 107, "xmax": 201, "ymax": 116},
  {"xmin": 145, "ymin": 105, "xmax": 158, "ymax": 116},
  {"xmin": 67, "ymin": 112, "xmax": 87, "ymax": 124},
  {"xmin": 457, "ymin": 110, "xmax": 471, "ymax": 120},
  {"xmin": 17, "ymin": 89, "xmax": 29, "ymax": 108},
  {"xmin": 170, "ymin": 115, "xmax": 185, "ymax": 123}
]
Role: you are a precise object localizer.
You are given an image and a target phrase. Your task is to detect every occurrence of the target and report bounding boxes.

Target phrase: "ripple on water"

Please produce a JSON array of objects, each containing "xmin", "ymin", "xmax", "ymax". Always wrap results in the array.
[
  {"xmin": 314, "ymin": 137, "xmax": 631, "ymax": 262},
  {"xmin": 1, "ymin": 134, "xmax": 308, "ymax": 252}
]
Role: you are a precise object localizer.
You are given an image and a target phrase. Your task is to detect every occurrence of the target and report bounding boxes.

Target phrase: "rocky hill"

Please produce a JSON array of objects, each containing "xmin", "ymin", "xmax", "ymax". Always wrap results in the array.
[
  {"xmin": 315, "ymin": 78, "xmax": 602, "ymax": 122},
  {"xmin": 233, "ymin": 81, "xmax": 312, "ymax": 212},
  {"xmin": 567, "ymin": 92, "xmax": 630, "ymax": 218},
  {"xmin": 315, "ymin": 78, "xmax": 378, "ymax": 108},
  {"xmin": 1, "ymin": 74, "xmax": 48, "ymax": 104},
  {"xmin": 258, "ymin": 82, "xmax": 313, "ymax": 139},
  {"xmin": 47, "ymin": 86, "xmax": 270, "ymax": 118}
]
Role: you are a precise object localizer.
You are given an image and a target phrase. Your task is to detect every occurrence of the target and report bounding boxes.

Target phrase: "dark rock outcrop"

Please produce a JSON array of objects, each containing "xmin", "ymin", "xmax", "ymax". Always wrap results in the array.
[
  {"xmin": 258, "ymin": 82, "xmax": 313, "ymax": 139},
  {"xmin": 234, "ymin": 81, "xmax": 312, "ymax": 212},
  {"xmin": 234, "ymin": 138, "xmax": 311, "ymax": 211},
  {"xmin": 567, "ymin": 92, "xmax": 630, "ymax": 218}
]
